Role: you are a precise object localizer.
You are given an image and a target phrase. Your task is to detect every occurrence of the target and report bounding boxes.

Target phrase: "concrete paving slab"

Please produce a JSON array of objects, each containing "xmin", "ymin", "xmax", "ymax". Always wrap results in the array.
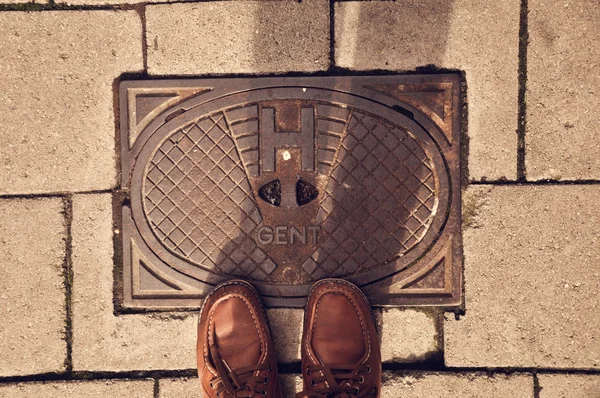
[
  {"xmin": 56, "ymin": 0, "xmax": 164, "ymax": 5},
  {"xmin": 159, "ymin": 372, "xmax": 532, "ymax": 397},
  {"xmin": 159, "ymin": 375, "xmax": 300, "ymax": 397},
  {"xmin": 268, "ymin": 309, "xmax": 303, "ymax": 364},
  {"xmin": 0, "ymin": 198, "xmax": 66, "ymax": 377},
  {"xmin": 71, "ymin": 194, "xmax": 197, "ymax": 371},
  {"xmin": 526, "ymin": 0, "xmax": 600, "ymax": 180},
  {"xmin": 146, "ymin": 0, "xmax": 330, "ymax": 75},
  {"xmin": 0, "ymin": 379, "xmax": 154, "ymax": 397},
  {"xmin": 446, "ymin": 185, "xmax": 600, "ymax": 368},
  {"xmin": 269, "ymin": 308, "xmax": 439, "ymax": 364},
  {"xmin": 538, "ymin": 374, "xmax": 600, "ymax": 398},
  {"xmin": 378, "ymin": 309, "xmax": 439, "ymax": 363},
  {"xmin": 381, "ymin": 372, "xmax": 533, "ymax": 397},
  {"xmin": 0, "ymin": 0, "xmax": 41, "ymax": 4},
  {"xmin": 0, "ymin": 12, "xmax": 143, "ymax": 195},
  {"xmin": 334, "ymin": 0, "xmax": 520, "ymax": 181},
  {"xmin": 158, "ymin": 378, "xmax": 198, "ymax": 398},
  {"xmin": 280, "ymin": 374, "xmax": 303, "ymax": 397}
]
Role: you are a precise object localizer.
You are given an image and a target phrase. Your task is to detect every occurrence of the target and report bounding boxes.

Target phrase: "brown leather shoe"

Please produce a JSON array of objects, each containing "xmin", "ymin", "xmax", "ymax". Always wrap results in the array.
[
  {"xmin": 197, "ymin": 280, "xmax": 281, "ymax": 398},
  {"xmin": 298, "ymin": 279, "xmax": 381, "ymax": 398}
]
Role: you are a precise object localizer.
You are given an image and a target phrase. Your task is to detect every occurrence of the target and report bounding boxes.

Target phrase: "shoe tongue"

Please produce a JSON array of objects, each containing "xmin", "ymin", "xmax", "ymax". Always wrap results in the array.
[
  {"xmin": 311, "ymin": 294, "xmax": 366, "ymax": 366},
  {"xmin": 212, "ymin": 297, "xmax": 262, "ymax": 371}
]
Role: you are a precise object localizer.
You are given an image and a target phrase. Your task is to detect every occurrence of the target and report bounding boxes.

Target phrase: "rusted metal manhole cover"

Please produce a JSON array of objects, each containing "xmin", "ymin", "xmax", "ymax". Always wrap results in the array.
[{"xmin": 119, "ymin": 75, "xmax": 462, "ymax": 308}]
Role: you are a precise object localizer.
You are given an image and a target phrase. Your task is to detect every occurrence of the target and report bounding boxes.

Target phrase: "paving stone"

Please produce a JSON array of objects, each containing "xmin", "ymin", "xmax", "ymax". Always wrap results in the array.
[
  {"xmin": 57, "ymin": 0, "xmax": 166, "ymax": 5},
  {"xmin": 381, "ymin": 372, "xmax": 533, "ymax": 397},
  {"xmin": 158, "ymin": 378, "xmax": 199, "ymax": 398},
  {"xmin": 159, "ymin": 373, "xmax": 532, "ymax": 397},
  {"xmin": 1, "ymin": 0, "xmax": 37, "ymax": 4},
  {"xmin": 446, "ymin": 185, "xmax": 600, "ymax": 368},
  {"xmin": 0, "ymin": 198, "xmax": 66, "ymax": 377},
  {"xmin": 266, "ymin": 308, "xmax": 438, "ymax": 364},
  {"xmin": 280, "ymin": 374, "xmax": 303, "ymax": 396},
  {"xmin": 0, "ymin": 12, "xmax": 143, "ymax": 195},
  {"xmin": 0, "ymin": 379, "xmax": 154, "ymax": 397},
  {"xmin": 158, "ymin": 375, "xmax": 300, "ymax": 397},
  {"xmin": 538, "ymin": 374, "xmax": 600, "ymax": 398},
  {"xmin": 146, "ymin": 0, "xmax": 330, "ymax": 75},
  {"xmin": 526, "ymin": 0, "xmax": 600, "ymax": 180},
  {"xmin": 335, "ymin": 0, "xmax": 520, "ymax": 181},
  {"xmin": 71, "ymin": 194, "xmax": 197, "ymax": 371},
  {"xmin": 377, "ymin": 309, "xmax": 439, "ymax": 363},
  {"xmin": 267, "ymin": 308, "xmax": 303, "ymax": 364}
]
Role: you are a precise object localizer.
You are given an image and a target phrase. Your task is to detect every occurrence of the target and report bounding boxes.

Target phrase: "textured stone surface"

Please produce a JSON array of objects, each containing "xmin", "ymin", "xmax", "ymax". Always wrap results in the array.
[
  {"xmin": 0, "ymin": 12, "xmax": 143, "ymax": 195},
  {"xmin": 267, "ymin": 308, "xmax": 303, "ymax": 364},
  {"xmin": 446, "ymin": 185, "xmax": 600, "ymax": 368},
  {"xmin": 158, "ymin": 378, "xmax": 199, "ymax": 398},
  {"xmin": 538, "ymin": 374, "xmax": 600, "ymax": 398},
  {"xmin": 266, "ymin": 308, "xmax": 438, "ymax": 364},
  {"xmin": 0, "ymin": 380, "xmax": 154, "ymax": 397},
  {"xmin": 57, "ymin": 0, "xmax": 168, "ymax": 5},
  {"xmin": 377, "ymin": 309, "xmax": 439, "ymax": 363},
  {"xmin": 158, "ymin": 375, "xmax": 300, "ymax": 397},
  {"xmin": 159, "ymin": 373, "xmax": 532, "ymax": 397},
  {"xmin": 335, "ymin": 0, "xmax": 519, "ymax": 181},
  {"xmin": 71, "ymin": 194, "xmax": 197, "ymax": 371},
  {"xmin": 0, "ymin": 199, "xmax": 66, "ymax": 377},
  {"xmin": 280, "ymin": 374, "xmax": 303, "ymax": 396},
  {"xmin": 1, "ymin": 0, "xmax": 37, "ymax": 4},
  {"xmin": 526, "ymin": 0, "xmax": 600, "ymax": 180},
  {"xmin": 382, "ymin": 372, "xmax": 533, "ymax": 397},
  {"xmin": 146, "ymin": 0, "xmax": 330, "ymax": 75}
]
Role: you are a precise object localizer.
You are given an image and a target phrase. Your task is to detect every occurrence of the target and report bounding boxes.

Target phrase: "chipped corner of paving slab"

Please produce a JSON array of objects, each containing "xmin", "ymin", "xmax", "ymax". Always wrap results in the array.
[{"xmin": 376, "ymin": 308, "xmax": 440, "ymax": 364}]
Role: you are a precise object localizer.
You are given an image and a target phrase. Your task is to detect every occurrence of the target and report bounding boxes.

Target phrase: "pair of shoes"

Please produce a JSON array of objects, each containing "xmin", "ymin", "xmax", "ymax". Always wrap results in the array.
[{"xmin": 197, "ymin": 278, "xmax": 382, "ymax": 398}]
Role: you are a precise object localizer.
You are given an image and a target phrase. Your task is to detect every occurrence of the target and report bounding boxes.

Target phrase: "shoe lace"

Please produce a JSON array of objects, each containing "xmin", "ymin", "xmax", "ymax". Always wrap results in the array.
[
  {"xmin": 209, "ymin": 343, "xmax": 270, "ymax": 398},
  {"xmin": 297, "ymin": 364, "xmax": 377, "ymax": 398}
]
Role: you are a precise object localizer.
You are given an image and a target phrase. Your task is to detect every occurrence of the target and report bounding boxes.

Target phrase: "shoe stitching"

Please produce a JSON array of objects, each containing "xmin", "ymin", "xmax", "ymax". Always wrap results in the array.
[
  {"xmin": 206, "ymin": 292, "xmax": 266, "ymax": 377},
  {"xmin": 200, "ymin": 281, "xmax": 268, "ymax": 379}
]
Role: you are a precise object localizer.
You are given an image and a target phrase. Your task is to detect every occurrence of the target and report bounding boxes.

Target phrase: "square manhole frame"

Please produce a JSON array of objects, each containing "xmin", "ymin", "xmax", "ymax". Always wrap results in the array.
[{"xmin": 115, "ymin": 74, "xmax": 465, "ymax": 311}]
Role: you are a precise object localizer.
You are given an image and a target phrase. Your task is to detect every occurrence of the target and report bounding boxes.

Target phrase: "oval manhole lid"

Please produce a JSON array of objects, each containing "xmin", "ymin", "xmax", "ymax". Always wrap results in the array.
[{"xmin": 120, "ymin": 76, "xmax": 462, "ymax": 309}]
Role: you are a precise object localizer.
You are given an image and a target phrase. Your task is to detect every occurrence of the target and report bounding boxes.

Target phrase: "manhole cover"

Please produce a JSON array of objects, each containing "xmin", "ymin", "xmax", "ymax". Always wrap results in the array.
[{"xmin": 119, "ymin": 75, "xmax": 462, "ymax": 309}]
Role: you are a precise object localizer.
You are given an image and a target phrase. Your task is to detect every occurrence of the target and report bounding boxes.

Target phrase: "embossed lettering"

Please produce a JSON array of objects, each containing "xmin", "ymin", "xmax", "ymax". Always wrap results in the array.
[
  {"xmin": 289, "ymin": 226, "xmax": 306, "ymax": 244},
  {"xmin": 256, "ymin": 226, "xmax": 320, "ymax": 246},
  {"xmin": 275, "ymin": 226, "xmax": 288, "ymax": 245},
  {"xmin": 307, "ymin": 225, "xmax": 320, "ymax": 245},
  {"xmin": 257, "ymin": 226, "xmax": 274, "ymax": 245}
]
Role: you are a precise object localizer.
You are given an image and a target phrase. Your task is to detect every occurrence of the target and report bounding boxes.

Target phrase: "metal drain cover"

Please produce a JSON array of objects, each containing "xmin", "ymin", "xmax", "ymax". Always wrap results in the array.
[{"xmin": 119, "ymin": 75, "xmax": 462, "ymax": 309}]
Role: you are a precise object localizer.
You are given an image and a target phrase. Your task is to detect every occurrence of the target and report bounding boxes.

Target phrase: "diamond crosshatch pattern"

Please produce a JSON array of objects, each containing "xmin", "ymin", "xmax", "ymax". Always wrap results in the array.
[
  {"xmin": 143, "ymin": 113, "xmax": 276, "ymax": 281},
  {"xmin": 122, "ymin": 75, "xmax": 462, "ymax": 308},
  {"xmin": 308, "ymin": 110, "xmax": 436, "ymax": 278},
  {"xmin": 143, "ymin": 106, "xmax": 437, "ymax": 283}
]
